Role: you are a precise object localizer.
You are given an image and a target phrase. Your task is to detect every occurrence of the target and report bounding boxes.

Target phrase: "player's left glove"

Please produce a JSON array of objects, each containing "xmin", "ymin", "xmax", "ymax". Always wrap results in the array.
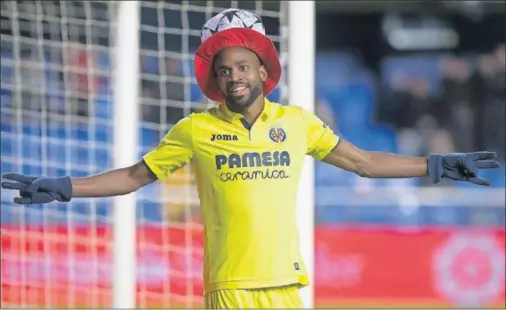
[{"xmin": 427, "ymin": 151, "xmax": 500, "ymax": 186}]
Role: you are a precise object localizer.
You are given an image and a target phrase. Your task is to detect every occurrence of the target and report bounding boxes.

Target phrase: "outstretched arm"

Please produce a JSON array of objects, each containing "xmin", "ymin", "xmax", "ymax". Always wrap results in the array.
[
  {"xmin": 297, "ymin": 106, "xmax": 500, "ymax": 186},
  {"xmin": 1, "ymin": 160, "xmax": 157, "ymax": 204},
  {"xmin": 322, "ymin": 139, "xmax": 500, "ymax": 186},
  {"xmin": 71, "ymin": 160, "xmax": 157, "ymax": 197},
  {"xmin": 322, "ymin": 140, "xmax": 427, "ymax": 179}
]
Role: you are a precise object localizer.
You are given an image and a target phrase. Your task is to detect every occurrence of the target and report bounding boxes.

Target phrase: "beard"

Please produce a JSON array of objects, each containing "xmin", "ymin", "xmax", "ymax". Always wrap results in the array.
[{"xmin": 225, "ymin": 84, "xmax": 262, "ymax": 113}]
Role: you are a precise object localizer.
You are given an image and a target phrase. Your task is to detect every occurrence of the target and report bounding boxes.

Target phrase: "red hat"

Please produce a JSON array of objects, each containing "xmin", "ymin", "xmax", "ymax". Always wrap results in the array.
[{"xmin": 194, "ymin": 10, "xmax": 282, "ymax": 102}]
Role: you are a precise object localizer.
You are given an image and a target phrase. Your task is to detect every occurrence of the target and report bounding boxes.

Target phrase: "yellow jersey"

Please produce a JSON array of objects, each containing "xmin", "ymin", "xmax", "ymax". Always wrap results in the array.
[{"xmin": 143, "ymin": 98, "xmax": 339, "ymax": 293}]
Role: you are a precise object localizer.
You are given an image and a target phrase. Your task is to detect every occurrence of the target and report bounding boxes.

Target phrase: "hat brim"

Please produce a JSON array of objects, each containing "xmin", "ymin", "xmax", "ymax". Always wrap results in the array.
[{"xmin": 194, "ymin": 27, "xmax": 281, "ymax": 102}]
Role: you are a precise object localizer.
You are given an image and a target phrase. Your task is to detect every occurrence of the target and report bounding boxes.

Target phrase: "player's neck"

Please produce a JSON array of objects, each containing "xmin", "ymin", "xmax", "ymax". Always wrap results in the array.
[{"xmin": 240, "ymin": 97, "xmax": 265, "ymax": 125}]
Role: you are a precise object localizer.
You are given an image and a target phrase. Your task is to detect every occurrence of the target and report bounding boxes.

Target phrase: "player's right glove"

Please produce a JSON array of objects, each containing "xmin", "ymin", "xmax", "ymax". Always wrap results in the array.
[{"xmin": 1, "ymin": 173, "xmax": 73, "ymax": 204}]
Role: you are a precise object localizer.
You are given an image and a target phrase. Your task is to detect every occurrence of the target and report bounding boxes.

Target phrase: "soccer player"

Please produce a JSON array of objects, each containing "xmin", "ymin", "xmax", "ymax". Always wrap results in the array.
[{"xmin": 1, "ymin": 9, "xmax": 501, "ymax": 309}]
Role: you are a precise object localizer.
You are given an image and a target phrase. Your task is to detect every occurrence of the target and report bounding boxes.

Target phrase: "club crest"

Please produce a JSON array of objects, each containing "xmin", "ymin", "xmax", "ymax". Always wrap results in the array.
[{"xmin": 269, "ymin": 128, "xmax": 286, "ymax": 143}]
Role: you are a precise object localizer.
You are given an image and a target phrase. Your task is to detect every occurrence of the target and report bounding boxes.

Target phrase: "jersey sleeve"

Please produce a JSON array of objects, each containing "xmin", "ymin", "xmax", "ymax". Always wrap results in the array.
[
  {"xmin": 142, "ymin": 116, "xmax": 193, "ymax": 180},
  {"xmin": 300, "ymin": 107, "xmax": 340, "ymax": 160}
]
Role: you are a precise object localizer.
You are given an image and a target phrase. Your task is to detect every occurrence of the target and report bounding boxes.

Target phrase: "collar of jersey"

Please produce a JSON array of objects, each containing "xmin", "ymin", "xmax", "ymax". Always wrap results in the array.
[{"xmin": 219, "ymin": 98, "xmax": 273, "ymax": 122}]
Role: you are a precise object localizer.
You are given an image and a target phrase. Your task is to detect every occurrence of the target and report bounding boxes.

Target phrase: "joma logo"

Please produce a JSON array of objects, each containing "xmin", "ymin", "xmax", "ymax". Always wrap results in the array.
[{"xmin": 211, "ymin": 134, "xmax": 238, "ymax": 141}]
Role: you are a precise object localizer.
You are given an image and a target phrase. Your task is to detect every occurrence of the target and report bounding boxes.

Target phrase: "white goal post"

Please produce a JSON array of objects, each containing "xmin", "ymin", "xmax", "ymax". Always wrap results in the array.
[
  {"xmin": 111, "ymin": 1, "xmax": 316, "ymax": 308},
  {"xmin": 289, "ymin": 1, "xmax": 316, "ymax": 308},
  {"xmin": 112, "ymin": 2, "xmax": 140, "ymax": 308}
]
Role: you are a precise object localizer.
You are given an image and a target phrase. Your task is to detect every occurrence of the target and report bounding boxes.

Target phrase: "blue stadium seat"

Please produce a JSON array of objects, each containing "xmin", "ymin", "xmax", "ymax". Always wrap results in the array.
[
  {"xmin": 1, "ymin": 161, "xmax": 14, "ymax": 174},
  {"xmin": 315, "ymin": 161, "xmax": 355, "ymax": 186},
  {"xmin": 1, "ymin": 116, "xmax": 13, "ymax": 132},
  {"xmin": 1, "ymin": 91, "xmax": 11, "ymax": 108},
  {"xmin": 95, "ymin": 201, "xmax": 112, "ymax": 218},
  {"xmin": 381, "ymin": 54, "xmax": 442, "ymax": 93},
  {"xmin": 22, "ymin": 138, "xmax": 42, "ymax": 161},
  {"xmin": 69, "ymin": 169, "xmax": 91, "ymax": 178},
  {"xmin": 74, "ymin": 123, "xmax": 90, "ymax": 141},
  {"xmin": 47, "ymin": 122, "xmax": 66, "ymax": 139},
  {"xmin": 141, "ymin": 127, "xmax": 159, "ymax": 147},
  {"xmin": 138, "ymin": 201, "xmax": 163, "ymax": 222},
  {"xmin": 21, "ymin": 163, "xmax": 43, "ymax": 176},
  {"xmin": 488, "ymin": 167, "xmax": 506, "ymax": 188},
  {"xmin": 46, "ymin": 142, "xmax": 66, "ymax": 163},
  {"xmin": 185, "ymin": 58, "xmax": 197, "ymax": 78},
  {"xmin": 137, "ymin": 183, "xmax": 163, "ymax": 221},
  {"xmin": 71, "ymin": 144, "xmax": 91, "ymax": 165},
  {"xmin": 315, "ymin": 51, "xmax": 361, "ymax": 92},
  {"xmin": 94, "ymin": 122, "xmax": 112, "ymax": 143},
  {"xmin": 0, "ymin": 205, "xmax": 14, "ymax": 223},
  {"xmin": 94, "ymin": 147, "xmax": 110, "ymax": 167},
  {"xmin": 364, "ymin": 125, "xmax": 398, "ymax": 152},
  {"xmin": 339, "ymin": 124, "xmax": 397, "ymax": 153},
  {"xmin": 267, "ymin": 87, "xmax": 280, "ymax": 103},
  {"xmin": 142, "ymin": 55, "xmax": 160, "ymax": 75},
  {"xmin": 69, "ymin": 202, "xmax": 91, "ymax": 219},
  {"xmin": 190, "ymin": 83, "xmax": 204, "ymax": 102},
  {"xmin": 1, "ymin": 59, "xmax": 13, "ymax": 88},
  {"xmin": 97, "ymin": 51, "xmax": 111, "ymax": 71},
  {"xmin": 95, "ymin": 98, "xmax": 112, "ymax": 119},
  {"xmin": 45, "ymin": 166, "xmax": 66, "ymax": 176},
  {"xmin": 322, "ymin": 83, "xmax": 374, "ymax": 132},
  {"xmin": 23, "ymin": 124, "xmax": 43, "ymax": 137},
  {"xmin": 1, "ymin": 136, "xmax": 13, "ymax": 156}
]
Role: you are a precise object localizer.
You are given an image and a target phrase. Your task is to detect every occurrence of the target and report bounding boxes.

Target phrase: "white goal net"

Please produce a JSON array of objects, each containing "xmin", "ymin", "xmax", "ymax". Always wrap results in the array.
[{"xmin": 0, "ymin": 1, "xmax": 287, "ymax": 308}]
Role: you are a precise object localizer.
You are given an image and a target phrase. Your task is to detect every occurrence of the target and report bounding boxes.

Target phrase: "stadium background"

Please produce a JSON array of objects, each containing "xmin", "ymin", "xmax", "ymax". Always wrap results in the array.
[{"xmin": 1, "ymin": 1, "xmax": 505, "ymax": 308}]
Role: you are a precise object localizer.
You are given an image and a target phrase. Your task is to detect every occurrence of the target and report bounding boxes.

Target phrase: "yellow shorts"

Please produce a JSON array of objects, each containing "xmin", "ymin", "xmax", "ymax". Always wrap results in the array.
[{"xmin": 204, "ymin": 284, "xmax": 303, "ymax": 309}]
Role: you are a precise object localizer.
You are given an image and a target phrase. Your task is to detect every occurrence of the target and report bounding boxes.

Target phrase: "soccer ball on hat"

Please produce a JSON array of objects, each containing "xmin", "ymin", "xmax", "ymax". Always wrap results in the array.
[{"xmin": 201, "ymin": 9, "xmax": 265, "ymax": 43}]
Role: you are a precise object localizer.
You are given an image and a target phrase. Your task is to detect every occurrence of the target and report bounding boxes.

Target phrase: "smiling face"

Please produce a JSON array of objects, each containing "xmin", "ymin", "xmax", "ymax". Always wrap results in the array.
[{"xmin": 213, "ymin": 46, "xmax": 267, "ymax": 112}]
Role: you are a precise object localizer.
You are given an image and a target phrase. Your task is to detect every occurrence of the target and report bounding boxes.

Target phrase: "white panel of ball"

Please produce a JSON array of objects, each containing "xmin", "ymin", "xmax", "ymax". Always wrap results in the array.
[{"xmin": 200, "ymin": 9, "xmax": 265, "ymax": 43}]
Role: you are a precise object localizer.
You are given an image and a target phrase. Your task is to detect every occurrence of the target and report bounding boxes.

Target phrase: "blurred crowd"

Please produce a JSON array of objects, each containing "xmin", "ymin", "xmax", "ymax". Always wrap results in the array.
[
  {"xmin": 375, "ymin": 44, "xmax": 505, "ymax": 161},
  {"xmin": 5, "ymin": 42, "xmax": 505, "ymax": 164}
]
